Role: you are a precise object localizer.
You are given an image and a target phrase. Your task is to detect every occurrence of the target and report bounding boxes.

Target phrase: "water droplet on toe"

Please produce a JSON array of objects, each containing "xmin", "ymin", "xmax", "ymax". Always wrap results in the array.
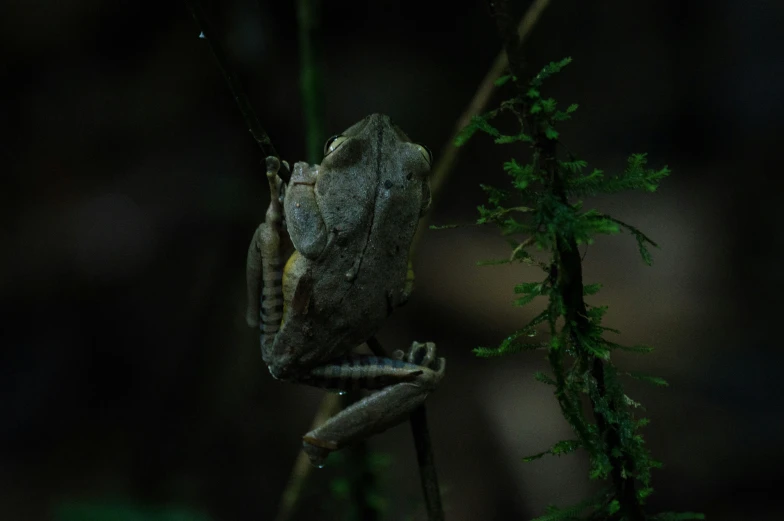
[
  {"xmin": 305, "ymin": 453, "xmax": 327, "ymax": 469},
  {"xmin": 337, "ymin": 390, "xmax": 346, "ymax": 396},
  {"xmin": 198, "ymin": 31, "xmax": 205, "ymax": 39}
]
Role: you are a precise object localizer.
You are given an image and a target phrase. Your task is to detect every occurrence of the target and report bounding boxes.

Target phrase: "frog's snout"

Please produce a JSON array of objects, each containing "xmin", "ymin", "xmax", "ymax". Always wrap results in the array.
[{"xmin": 267, "ymin": 359, "xmax": 296, "ymax": 381}]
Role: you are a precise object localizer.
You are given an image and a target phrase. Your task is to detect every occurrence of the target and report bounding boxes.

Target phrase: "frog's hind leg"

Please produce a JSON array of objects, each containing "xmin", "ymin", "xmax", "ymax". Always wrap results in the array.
[
  {"xmin": 299, "ymin": 342, "xmax": 445, "ymax": 467},
  {"xmin": 246, "ymin": 157, "xmax": 290, "ymax": 355}
]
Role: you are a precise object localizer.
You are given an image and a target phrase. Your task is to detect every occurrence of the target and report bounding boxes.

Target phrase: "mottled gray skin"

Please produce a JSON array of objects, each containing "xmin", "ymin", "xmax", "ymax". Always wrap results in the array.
[
  {"xmin": 246, "ymin": 114, "xmax": 444, "ymax": 466},
  {"xmin": 266, "ymin": 114, "xmax": 431, "ymax": 378}
]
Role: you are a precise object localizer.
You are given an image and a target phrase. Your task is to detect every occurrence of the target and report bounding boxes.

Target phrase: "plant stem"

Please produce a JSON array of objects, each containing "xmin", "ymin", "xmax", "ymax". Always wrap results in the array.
[
  {"xmin": 274, "ymin": 395, "xmax": 342, "ymax": 521},
  {"xmin": 553, "ymin": 205, "xmax": 644, "ymax": 519},
  {"xmin": 343, "ymin": 392, "xmax": 379, "ymax": 521},
  {"xmin": 184, "ymin": 0, "xmax": 278, "ymax": 160},
  {"xmin": 368, "ymin": 337, "xmax": 444, "ymax": 521},
  {"xmin": 296, "ymin": 0, "xmax": 326, "ymax": 163},
  {"xmin": 553, "ymin": 203, "xmax": 644, "ymax": 521},
  {"xmin": 410, "ymin": 406, "xmax": 444, "ymax": 521}
]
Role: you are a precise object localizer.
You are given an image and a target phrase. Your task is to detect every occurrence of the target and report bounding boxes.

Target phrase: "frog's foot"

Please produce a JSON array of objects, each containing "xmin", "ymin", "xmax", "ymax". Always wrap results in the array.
[
  {"xmin": 404, "ymin": 339, "xmax": 441, "ymax": 369},
  {"xmin": 299, "ymin": 342, "xmax": 445, "ymax": 467}
]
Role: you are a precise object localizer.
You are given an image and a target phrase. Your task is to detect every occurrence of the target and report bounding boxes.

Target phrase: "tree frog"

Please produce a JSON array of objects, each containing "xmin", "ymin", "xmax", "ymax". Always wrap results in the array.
[{"xmin": 245, "ymin": 114, "xmax": 445, "ymax": 467}]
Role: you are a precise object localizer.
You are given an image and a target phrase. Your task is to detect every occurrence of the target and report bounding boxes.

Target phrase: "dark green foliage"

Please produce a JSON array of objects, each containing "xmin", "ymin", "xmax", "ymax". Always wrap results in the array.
[
  {"xmin": 566, "ymin": 154, "xmax": 670, "ymax": 197},
  {"xmin": 530, "ymin": 488, "xmax": 613, "ymax": 521},
  {"xmin": 453, "ymin": 58, "xmax": 700, "ymax": 520},
  {"xmin": 325, "ymin": 450, "xmax": 390, "ymax": 520},
  {"xmin": 649, "ymin": 513, "xmax": 706, "ymax": 521},
  {"xmin": 534, "ymin": 370, "xmax": 557, "ymax": 386},
  {"xmin": 55, "ymin": 501, "xmax": 211, "ymax": 521},
  {"xmin": 583, "ymin": 283, "xmax": 602, "ymax": 295},
  {"xmin": 495, "ymin": 74, "xmax": 516, "ymax": 86},
  {"xmin": 523, "ymin": 439, "xmax": 582, "ymax": 462},
  {"xmin": 627, "ymin": 372, "xmax": 669, "ymax": 387}
]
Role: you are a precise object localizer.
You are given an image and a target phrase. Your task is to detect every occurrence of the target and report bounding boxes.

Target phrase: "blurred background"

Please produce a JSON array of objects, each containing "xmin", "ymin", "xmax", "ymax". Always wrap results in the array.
[{"xmin": 2, "ymin": 0, "xmax": 783, "ymax": 519}]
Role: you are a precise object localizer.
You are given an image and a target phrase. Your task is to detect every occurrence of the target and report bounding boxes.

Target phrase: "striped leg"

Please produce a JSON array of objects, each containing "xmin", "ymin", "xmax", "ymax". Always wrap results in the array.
[
  {"xmin": 301, "ymin": 341, "xmax": 446, "ymax": 467},
  {"xmin": 246, "ymin": 157, "xmax": 286, "ymax": 358},
  {"xmin": 299, "ymin": 354, "xmax": 425, "ymax": 392}
]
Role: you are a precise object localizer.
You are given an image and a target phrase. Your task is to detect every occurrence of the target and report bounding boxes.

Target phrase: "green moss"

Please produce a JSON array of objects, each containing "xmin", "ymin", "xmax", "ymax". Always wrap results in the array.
[{"xmin": 452, "ymin": 57, "xmax": 701, "ymax": 521}]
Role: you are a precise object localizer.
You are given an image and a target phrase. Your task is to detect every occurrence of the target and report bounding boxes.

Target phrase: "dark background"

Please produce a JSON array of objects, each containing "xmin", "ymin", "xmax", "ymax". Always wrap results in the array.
[{"xmin": 2, "ymin": 0, "xmax": 783, "ymax": 519}]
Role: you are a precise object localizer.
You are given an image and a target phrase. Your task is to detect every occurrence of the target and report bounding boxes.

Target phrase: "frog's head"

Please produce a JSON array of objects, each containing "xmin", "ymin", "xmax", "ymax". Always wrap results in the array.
[{"xmin": 318, "ymin": 114, "xmax": 432, "ymax": 218}]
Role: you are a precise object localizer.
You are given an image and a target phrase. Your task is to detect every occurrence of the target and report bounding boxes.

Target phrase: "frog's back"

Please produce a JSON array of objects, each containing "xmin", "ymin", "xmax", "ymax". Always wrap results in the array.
[
  {"xmin": 266, "ymin": 113, "xmax": 430, "ymax": 378},
  {"xmin": 269, "ymin": 201, "xmax": 418, "ymax": 377}
]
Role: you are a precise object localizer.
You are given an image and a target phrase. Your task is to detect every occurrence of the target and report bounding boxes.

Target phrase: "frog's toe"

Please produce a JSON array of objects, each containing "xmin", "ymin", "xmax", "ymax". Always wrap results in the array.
[
  {"xmin": 431, "ymin": 356, "xmax": 446, "ymax": 379},
  {"xmin": 302, "ymin": 435, "xmax": 338, "ymax": 469},
  {"xmin": 406, "ymin": 341, "xmax": 437, "ymax": 368},
  {"xmin": 265, "ymin": 156, "xmax": 280, "ymax": 175}
]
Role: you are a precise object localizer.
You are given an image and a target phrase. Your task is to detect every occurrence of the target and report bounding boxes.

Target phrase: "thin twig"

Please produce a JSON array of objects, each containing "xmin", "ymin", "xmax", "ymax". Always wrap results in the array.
[
  {"xmin": 343, "ymin": 392, "xmax": 379, "ymax": 521},
  {"xmin": 369, "ymin": 337, "xmax": 444, "ymax": 521},
  {"xmin": 273, "ymin": 394, "xmax": 342, "ymax": 521},
  {"xmin": 410, "ymin": 406, "xmax": 443, "ymax": 521},
  {"xmin": 184, "ymin": 0, "xmax": 279, "ymax": 160}
]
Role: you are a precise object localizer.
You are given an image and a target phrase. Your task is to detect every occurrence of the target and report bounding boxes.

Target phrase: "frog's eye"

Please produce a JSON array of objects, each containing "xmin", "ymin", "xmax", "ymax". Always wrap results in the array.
[
  {"xmin": 324, "ymin": 135, "xmax": 348, "ymax": 156},
  {"xmin": 414, "ymin": 144, "xmax": 433, "ymax": 166}
]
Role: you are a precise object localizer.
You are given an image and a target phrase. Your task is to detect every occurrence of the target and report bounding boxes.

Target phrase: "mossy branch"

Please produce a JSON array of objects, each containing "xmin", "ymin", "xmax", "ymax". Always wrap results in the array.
[{"xmin": 443, "ymin": 0, "xmax": 701, "ymax": 519}]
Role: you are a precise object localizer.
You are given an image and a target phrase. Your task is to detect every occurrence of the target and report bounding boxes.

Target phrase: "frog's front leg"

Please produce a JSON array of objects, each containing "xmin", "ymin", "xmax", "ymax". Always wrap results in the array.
[
  {"xmin": 297, "ymin": 341, "xmax": 446, "ymax": 467},
  {"xmin": 246, "ymin": 157, "xmax": 288, "ymax": 353}
]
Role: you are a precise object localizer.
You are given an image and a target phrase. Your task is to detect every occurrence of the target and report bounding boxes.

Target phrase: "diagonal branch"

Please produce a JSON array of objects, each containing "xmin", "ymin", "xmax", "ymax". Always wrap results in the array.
[
  {"xmin": 273, "ymin": 395, "xmax": 342, "ymax": 521},
  {"xmin": 416, "ymin": 0, "xmax": 551, "ymax": 252}
]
